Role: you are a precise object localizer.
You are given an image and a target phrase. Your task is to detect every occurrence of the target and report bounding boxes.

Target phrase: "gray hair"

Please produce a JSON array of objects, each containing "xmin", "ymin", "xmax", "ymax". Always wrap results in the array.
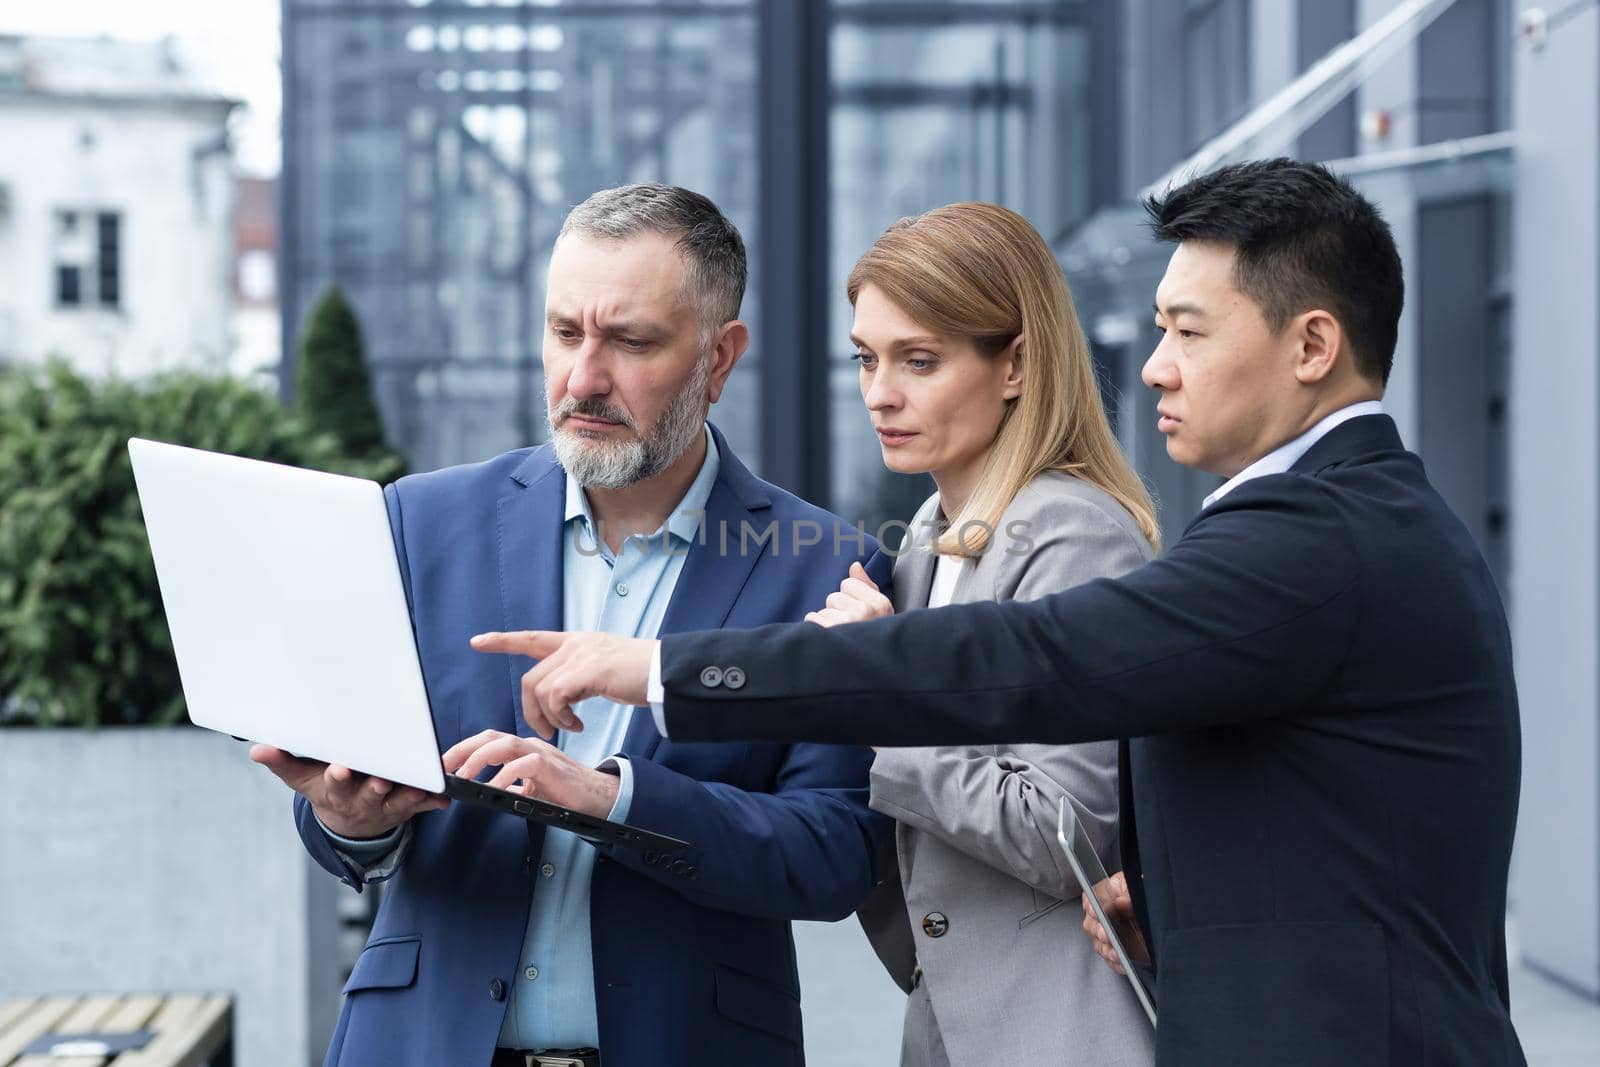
[{"xmin": 559, "ymin": 184, "xmax": 747, "ymax": 343}]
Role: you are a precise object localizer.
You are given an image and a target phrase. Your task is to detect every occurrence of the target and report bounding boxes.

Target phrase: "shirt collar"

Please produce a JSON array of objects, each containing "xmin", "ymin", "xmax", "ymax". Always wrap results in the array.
[
  {"xmin": 564, "ymin": 424, "xmax": 719, "ymax": 546},
  {"xmin": 1203, "ymin": 400, "xmax": 1385, "ymax": 510}
]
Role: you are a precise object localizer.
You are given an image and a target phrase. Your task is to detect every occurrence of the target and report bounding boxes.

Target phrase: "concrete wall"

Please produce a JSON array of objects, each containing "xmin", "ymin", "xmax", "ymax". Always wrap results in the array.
[
  {"xmin": 0, "ymin": 97, "xmax": 235, "ymax": 376},
  {"xmin": 1509, "ymin": 4, "xmax": 1600, "ymax": 995},
  {"xmin": 1353, "ymin": 0, "xmax": 1425, "ymax": 447},
  {"xmin": 0, "ymin": 728, "xmax": 349, "ymax": 1065}
]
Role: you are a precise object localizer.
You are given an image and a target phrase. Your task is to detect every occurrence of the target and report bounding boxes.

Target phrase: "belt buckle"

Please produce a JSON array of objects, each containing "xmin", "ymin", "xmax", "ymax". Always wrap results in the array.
[{"xmin": 528, "ymin": 1050, "xmax": 599, "ymax": 1067}]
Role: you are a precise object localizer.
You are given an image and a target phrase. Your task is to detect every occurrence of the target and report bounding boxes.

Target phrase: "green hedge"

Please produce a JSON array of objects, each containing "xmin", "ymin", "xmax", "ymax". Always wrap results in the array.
[{"xmin": 0, "ymin": 362, "xmax": 407, "ymax": 727}]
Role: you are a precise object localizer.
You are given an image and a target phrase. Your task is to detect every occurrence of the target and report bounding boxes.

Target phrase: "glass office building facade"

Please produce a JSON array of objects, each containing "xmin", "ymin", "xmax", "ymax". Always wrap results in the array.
[
  {"xmin": 279, "ymin": 0, "xmax": 1515, "ymax": 545},
  {"xmin": 827, "ymin": 2, "xmax": 1111, "ymax": 528},
  {"xmin": 281, "ymin": 0, "xmax": 1115, "ymax": 525},
  {"xmin": 282, "ymin": 0, "xmax": 761, "ymax": 475}
]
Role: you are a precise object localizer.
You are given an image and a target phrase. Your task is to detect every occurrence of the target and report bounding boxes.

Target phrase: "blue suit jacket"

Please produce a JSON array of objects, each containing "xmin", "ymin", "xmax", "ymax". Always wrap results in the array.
[
  {"xmin": 295, "ymin": 425, "xmax": 890, "ymax": 1067},
  {"xmin": 658, "ymin": 416, "xmax": 1525, "ymax": 1066}
]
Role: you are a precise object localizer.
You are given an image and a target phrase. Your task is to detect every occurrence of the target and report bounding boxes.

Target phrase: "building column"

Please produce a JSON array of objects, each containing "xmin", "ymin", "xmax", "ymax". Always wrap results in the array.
[
  {"xmin": 1510, "ymin": 3, "xmax": 1600, "ymax": 996},
  {"xmin": 1355, "ymin": 0, "xmax": 1424, "ymax": 446},
  {"xmin": 755, "ymin": 0, "xmax": 830, "ymax": 503}
]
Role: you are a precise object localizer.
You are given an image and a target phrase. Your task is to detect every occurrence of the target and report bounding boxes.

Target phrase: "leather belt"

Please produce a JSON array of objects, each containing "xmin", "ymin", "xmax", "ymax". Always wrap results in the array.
[{"xmin": 491, "ymin": 1048, "xmax": 600, "ymax": 1067}]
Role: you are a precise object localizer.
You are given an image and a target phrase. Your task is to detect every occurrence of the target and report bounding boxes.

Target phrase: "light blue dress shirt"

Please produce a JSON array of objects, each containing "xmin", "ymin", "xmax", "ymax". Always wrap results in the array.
[
  {"xmin": 321, "ymin": 426, "xmax": 720, "ymax": 1052},
  {"xmin": 498, "ymin": 427, "xmax": 718, "ymax": 1049}
]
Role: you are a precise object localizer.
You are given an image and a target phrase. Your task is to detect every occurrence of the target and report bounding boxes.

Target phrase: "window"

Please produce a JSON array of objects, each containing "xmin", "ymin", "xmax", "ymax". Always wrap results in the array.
[
  {"xmin": 1183, "ymin": 0, "xmax": 1251, "ymax": 150},
  {"xmin": 282, "ymin": 2, "xmax": 759, "ymax": 473},
  {"xmin": 828, "ymin": 4, "xmax": 1097, "ymax": 524},
  {"xmin": 53, "ymin": 210, "xmax": 121, "ymax": 309}
]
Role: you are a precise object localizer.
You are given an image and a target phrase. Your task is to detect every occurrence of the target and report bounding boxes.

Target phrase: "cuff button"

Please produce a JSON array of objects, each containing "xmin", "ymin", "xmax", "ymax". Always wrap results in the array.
[
  {"xmin": 723, "ymin": 667, "xmax": 746, "ymax": 690},
  {"xmin": 699, "ymin": 666, "xmax": 724, "ymax": 688}
]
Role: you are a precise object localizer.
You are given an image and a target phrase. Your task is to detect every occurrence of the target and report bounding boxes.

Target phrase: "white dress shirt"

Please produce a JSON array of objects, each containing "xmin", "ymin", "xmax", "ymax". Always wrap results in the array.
[
  {"xmin": 1202, "ymin": 400, "xmax": 1385, "ymax": 510},
  {"xmin": 927, "ymin": 551, "xmax": 967, "ymax": 609}
]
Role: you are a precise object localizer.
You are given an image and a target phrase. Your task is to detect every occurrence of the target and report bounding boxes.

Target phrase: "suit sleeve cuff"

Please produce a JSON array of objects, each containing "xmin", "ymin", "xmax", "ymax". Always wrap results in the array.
[
  {"xmin": 648, "ymin": 641, "xmax": 669, "ymax": 738},
  {"xmin": 314, "ymin": 813, "xmax": 411, "ymax": 882},
  {"xmin": 597, "ymin": 756, "xmax": 635, "ymax": 823}
]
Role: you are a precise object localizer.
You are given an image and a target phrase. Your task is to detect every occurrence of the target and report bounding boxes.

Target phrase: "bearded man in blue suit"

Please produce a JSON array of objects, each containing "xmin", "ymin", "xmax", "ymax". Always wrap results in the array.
[{"xmin": 252, "ymin": 184, "xmax": 888, "ymax": 1067}]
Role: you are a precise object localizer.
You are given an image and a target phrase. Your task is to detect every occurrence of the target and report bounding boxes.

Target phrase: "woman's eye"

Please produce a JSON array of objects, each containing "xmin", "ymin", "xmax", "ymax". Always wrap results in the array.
[
  {"xmin": 907, "ymin": 358, "xmax": 934, "ymax": 371},
  {"xmin": 852, "ymin": 351, "xmax": 877, "ymax": 368}
]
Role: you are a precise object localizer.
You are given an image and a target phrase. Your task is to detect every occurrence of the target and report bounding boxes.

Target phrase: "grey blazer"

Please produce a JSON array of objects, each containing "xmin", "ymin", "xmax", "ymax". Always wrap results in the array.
[{"xmin": 856, "ymin": 471, "xmax": 1157, "ymax": 1066}]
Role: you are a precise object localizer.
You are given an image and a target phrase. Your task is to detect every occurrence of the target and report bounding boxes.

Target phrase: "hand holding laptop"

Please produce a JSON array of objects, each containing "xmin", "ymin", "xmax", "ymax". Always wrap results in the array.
[
  {"xmin": 129, "ymin": 437, "xmax": 688, "ymax": 853},
  {"xmin": 250, "ymin": 729, "xmax": 625, "ymax": 841},
  {"xmin": 249, "ymin": 745, "xmax": 449, "ymax": 840}
]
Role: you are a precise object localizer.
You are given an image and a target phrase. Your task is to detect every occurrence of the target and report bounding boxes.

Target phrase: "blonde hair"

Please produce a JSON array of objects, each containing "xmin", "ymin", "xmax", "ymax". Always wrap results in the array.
[{"xmin": 847, "ymin": 202, "xmax": 1160, "ymax": 555}]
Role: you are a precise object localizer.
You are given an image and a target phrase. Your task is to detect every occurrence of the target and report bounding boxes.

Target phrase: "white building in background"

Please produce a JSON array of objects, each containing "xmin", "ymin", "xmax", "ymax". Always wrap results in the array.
[{"xmin": 0, "ymin": 34, "xmax": 238, "ymax": 377}]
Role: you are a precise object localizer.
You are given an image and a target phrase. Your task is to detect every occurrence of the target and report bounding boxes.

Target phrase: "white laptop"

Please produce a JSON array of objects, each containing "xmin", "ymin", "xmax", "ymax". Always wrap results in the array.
[{"xmin": 128, "ymin": 437, "xmax": 685, "ymax": 852}]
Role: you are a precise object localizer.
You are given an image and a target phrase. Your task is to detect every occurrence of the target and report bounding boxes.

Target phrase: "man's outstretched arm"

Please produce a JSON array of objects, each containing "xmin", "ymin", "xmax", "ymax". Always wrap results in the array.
[{"xmin": 476, "ymin": 481, "xmax": 1361, "ymax": 750}]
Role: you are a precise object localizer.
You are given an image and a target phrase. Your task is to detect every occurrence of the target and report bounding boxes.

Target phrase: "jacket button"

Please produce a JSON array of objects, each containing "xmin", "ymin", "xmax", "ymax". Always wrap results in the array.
[
  {"xmin": 643, "ymin": 850, "xmax": 659, "ymax": 865},
  {"xmin": 699, "ymin": 666, "xmax": 724, "ymax": 688},
  {"xmin": 671, "ymin": 859, "xmax": 689, "ymax": 875},
  {"xmin": 489, "ymin": 977, "xmax": 507, "ymax": 1001},
  {"xmin": 921, "ymin": 912, "xmax": 949, "ymax": 938},
  {"xmin": 722, "ymin": 667, "xmax": 746, "ymax": 690}
]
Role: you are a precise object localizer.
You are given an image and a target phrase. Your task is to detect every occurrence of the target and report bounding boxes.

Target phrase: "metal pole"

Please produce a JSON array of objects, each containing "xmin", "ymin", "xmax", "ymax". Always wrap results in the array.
[{"xmin": 755, "ymin": 0, "xmax": 831, "ymax": 504}]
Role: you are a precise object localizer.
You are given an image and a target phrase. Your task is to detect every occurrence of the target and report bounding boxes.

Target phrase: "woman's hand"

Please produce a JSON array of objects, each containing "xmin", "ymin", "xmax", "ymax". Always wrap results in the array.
[
  {"xmin": 1080, "ymin": 871, "xmax": 1152, "ymax": 975},
  {"xmin": 805, "ymin": 562, "xmax": 894, "ymax": 628}
]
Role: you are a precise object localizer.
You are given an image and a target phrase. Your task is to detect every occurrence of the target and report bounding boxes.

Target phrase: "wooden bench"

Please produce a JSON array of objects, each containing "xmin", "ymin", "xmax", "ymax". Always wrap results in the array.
[{"xmin": 0, "ymin": 995, "xmax": 231, "ymax": 1067}]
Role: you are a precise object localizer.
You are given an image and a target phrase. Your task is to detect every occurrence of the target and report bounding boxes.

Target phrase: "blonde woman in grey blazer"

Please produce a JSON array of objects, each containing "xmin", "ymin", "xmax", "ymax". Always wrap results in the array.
[{"xmin": 811, "ymin": 204, "xmax": 1159, "ymax": 1066}]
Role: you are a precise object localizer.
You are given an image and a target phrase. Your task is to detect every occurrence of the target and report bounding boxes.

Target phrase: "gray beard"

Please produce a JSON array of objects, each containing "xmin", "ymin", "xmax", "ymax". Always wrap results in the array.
[{"xmin": 547, "ymin": 356, "xmax": 710, "ymax": 489}]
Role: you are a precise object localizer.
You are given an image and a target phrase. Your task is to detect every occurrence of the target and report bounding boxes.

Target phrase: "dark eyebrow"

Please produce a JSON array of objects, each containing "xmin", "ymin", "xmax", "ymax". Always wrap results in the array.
[
  {"xmin": 602, "ymin": 321, "xmax": 671, "ymax": 341},
  {"xmin": 848, "ymin": 334, "xmax": 944, "ymax": 350},
  {"xmin": 1154, "ymin": 301, "xmax": 1207, "ymax": 319},
  {"xmin": 545, "ymin": 313, "xmax": 671, "ymax": 341}
]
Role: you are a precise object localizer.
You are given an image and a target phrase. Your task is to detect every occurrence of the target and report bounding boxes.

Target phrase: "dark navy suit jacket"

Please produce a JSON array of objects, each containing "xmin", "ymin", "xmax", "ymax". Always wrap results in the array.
[
  {"xmin": 657, "ymin": 416, "xmax": 1526, "ymax": 1066},
  {"xmin": 295, "ymin": 425, "xmax": 890, "ymax": 1067}
]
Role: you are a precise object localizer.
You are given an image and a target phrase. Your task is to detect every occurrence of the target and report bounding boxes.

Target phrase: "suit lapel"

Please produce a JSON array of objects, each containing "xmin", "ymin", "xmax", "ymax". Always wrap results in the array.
[
  {"xmin": 948, "ymin": 554, "xmax": 982, "ymax": 604},
  {"xmin": 892, "ymin": 545, "xmax": 935, "ymax": 613},
  {"xmin": 619, "ymin": 425, "xmax": 771, "ymax": 760},
  {"xmin": 496, "ymin": 449, "xmax": 566, "ymax": 740},
  {"xmin": 1120, "ymin": 739, "xmax": 1156, "ymax": 967},
  {"xmin": 891, "ymin": 498, "xmax": 940, "ymax": 613}
]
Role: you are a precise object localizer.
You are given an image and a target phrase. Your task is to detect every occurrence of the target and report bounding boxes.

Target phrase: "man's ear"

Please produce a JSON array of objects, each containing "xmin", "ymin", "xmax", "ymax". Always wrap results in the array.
[
  {"xmin": 705, "ymin": 320, "xmax": 751, "ymax": 404},
  {"xmin": 1001, "ymin": 333, "xmax": 1026, "ymax": 402},
  {"xmin": 1293, "ymin": 309, "xmax": 1344, "ymax": 384}
]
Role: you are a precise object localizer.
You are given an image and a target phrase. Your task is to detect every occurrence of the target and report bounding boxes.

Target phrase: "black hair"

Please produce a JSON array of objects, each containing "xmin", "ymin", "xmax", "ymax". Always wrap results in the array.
[{"xmin": 1145, "ymin": 159, "xmax": 1404, "ymax": 385}]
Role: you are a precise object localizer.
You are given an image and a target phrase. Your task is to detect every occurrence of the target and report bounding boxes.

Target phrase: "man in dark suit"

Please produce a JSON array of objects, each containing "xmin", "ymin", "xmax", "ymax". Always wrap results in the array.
[
  {"xmin": 253, "ymin": 184, "xmax": 888, "ymax": 1067},
  {"xmin": 482, "ymin": 161, "xmax": 1526, "ymax": 1065}
]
